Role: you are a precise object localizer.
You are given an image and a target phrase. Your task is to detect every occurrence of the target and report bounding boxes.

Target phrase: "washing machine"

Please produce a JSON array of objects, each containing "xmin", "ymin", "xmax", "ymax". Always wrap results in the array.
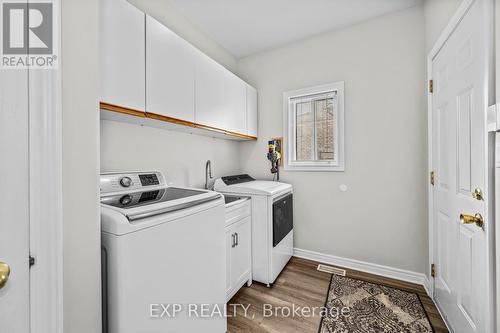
[{"xmin": 100, "ymin": 171, "xmax": 226, "ymax": 333}]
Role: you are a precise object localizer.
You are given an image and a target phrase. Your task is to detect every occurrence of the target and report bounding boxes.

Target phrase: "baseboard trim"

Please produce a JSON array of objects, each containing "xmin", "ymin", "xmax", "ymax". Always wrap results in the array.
[
  {"xmin": 422, "ymin": 276, "xmax": 432, "ymax": 298},
  {"xmin": 293, "ymin": 248, "xmax": 431, "ymax": 297}
]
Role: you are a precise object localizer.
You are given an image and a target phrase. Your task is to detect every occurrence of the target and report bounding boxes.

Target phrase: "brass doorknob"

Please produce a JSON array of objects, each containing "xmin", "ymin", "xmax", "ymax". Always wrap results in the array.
[
  {"xmin": 460, "ymin": 213, "xmax": 484, "ymax": 228},
  {"xmin": 0, "ymin": 262, "xmax": 10, "ymax": 289}
]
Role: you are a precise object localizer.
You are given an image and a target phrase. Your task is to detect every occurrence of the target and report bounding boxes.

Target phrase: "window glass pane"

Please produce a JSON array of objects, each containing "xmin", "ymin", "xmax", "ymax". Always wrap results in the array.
[
  {"xmin": 290, "ymin": 91, "xmax": 337, "ymax": 163},
  {"xmin": 314, "ymin": 97, "xmax": 336, "ymax": 161},
  {"xmin": 295, "ymin": 101, "xmax": 314, "ymax": 161},
  {"xmin": 285, "ymin": 83, "xmax": 343, "ymax": 171}
]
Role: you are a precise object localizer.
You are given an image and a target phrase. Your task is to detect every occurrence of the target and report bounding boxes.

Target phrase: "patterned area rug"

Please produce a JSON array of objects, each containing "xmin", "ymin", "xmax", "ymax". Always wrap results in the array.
[{"xmin": 319, "ymin": 275, "xmax": 434, "ymax": 333}]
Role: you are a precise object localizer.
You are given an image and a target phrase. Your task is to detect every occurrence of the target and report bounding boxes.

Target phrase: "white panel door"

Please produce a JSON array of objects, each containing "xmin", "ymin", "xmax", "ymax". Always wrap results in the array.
[
  {"xmin": 0, "ymin": 69, "xmax": 30, "ymax": 332},
  {"xmin": 100, "ymin": 0, "xmax": 145, "ymax": 110},
  {"xmin": 195, "ymin": 55, "xmax": 246, "ymax": 134},
  {"xmin": 146, "ymin": 16, "xmax": 196, "ymax": 122},
  {"xmin": 431, "ymin": 0, "xmax": 492, "ymax": 332},
  {"xmin": 246, "ymin": 84, "xmax": 258, "ymax": 137}
]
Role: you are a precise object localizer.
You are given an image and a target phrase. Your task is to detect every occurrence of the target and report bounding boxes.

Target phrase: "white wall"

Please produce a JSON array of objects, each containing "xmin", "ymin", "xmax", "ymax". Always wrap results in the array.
[
  {"xmin": 62, "ymin": 0, "xmax": 101, "ymax": 332},
  {"xmin": 128, "ymin": 0, "xmax": 237, "ymax": 71},
  {"xmin": 237, "ymin": 6, "xmax": 428, "ymax": 273},
  {"xmin": 101, "ymin": 121, "xmax": 241, "ymax": 188},
  {"xmin": 423, "ymin": 0, "xmax": 463, "ymax": 52}
]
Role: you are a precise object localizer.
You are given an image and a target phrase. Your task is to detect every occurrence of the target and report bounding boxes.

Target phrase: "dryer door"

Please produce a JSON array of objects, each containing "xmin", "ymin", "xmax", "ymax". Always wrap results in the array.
[{"xmin": 272, "ymin": 193, "xmax": 293, "ymax": 247}]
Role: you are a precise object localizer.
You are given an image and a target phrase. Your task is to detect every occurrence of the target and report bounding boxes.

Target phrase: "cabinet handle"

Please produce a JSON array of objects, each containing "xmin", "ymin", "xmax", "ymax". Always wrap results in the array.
[
  {"xmin": 231, "ymin": 234, "xmax": 235, "ymax": 248},
  {"xmin": 235, "ymin": 232, "xmax": 239, "ymax": 246}
]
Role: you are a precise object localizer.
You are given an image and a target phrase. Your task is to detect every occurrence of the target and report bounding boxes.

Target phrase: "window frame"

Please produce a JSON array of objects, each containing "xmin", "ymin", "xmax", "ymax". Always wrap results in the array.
[{"xmin": 283, "ymin": 81, "xmax": 345, "ymax": 172}]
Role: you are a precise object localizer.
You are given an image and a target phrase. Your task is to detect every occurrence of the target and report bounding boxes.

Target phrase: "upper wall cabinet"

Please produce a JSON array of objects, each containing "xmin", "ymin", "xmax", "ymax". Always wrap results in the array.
[
  {"xmin": 100, "ymin": 0, "xmax": 145, "ymax": 111},
  {"xmin": 146, "ymin": 16, "xmax": 196, "ymax": 122},
  {"xmin": 195, "ymin": 55, "xmax": 247, "ymax": 135},
  {"xmin": 246, "ymin": 85, "xmax": 258, "ymax": 137},
  {"xmin": 100, "ymin": 0, "xmax": 258, "ymax": 140}
]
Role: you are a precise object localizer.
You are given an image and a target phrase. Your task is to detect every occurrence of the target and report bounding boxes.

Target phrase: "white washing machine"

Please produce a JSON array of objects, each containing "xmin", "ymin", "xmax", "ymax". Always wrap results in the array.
[
  {"xmin": 214, "ymin": 174, "xmax": 293, "ymax": 286},
  {"xmin": 100, "ymin": 171, "xmax": 226, "ymax": 333}
]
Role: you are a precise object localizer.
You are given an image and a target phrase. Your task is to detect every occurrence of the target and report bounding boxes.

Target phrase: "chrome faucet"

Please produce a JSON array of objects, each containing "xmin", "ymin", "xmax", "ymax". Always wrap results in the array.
[{"xmin": 205, "ymin": 160, "xmax": 213, "ymax": 190}]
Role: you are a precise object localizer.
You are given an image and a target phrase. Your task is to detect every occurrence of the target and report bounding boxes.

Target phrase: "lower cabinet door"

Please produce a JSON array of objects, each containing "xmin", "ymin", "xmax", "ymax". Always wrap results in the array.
[
  {"xmin": 230, "ymin": 217, "xmax": 251, "ymax": 288},
  {"xmin": 225, "ymin": 227, "xmax": 233, "ymax": 295}
]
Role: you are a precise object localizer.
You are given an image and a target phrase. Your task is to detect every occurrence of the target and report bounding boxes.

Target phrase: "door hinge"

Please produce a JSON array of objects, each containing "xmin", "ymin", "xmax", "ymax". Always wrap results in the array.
[
  {"xmin": 430, "ymin": 171, "xmax": 435, "ymax": 186},
  {"xmin": 429, "ymin": 80, "xmax": 433, "ymax": 93},
  {"xmin": 487, "ymin": 104, "xmax": 499, "ymax": 132},
  {"xmin": 29, "ymin": 255, "xmax": 35, "ymax": 268},
  {"xmin": 431, "ymin": 263, "xmax": 436, "ymax": 278}
]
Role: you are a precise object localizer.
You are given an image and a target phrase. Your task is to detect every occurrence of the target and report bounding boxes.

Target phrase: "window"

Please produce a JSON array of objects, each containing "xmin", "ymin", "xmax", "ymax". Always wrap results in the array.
[{"xmin": 283, "ymin": 82, "xmax": 344, "ymax": 171}]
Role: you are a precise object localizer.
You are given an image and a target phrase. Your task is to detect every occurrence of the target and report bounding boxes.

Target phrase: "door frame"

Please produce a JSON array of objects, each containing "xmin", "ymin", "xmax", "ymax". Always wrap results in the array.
[
  {"xmin": 28, "ymin": 0, "xmax": 64, "ymax": 332},
  {"xmin": 427, "ymin": 0, "xmax": 495, "ymax": 331}
]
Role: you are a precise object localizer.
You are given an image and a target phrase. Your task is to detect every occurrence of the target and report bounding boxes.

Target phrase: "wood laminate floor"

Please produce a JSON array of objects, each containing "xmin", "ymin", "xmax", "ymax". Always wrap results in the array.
[{"xmin": 227, "ymin": 257, "xmax": 448, "ymax": 333}]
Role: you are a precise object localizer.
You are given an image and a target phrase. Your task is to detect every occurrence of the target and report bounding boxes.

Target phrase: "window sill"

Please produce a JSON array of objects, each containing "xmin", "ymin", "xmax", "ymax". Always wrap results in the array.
[{"xmin": 284, "ymin": 165, "xmax": 345, "ymax": 172}]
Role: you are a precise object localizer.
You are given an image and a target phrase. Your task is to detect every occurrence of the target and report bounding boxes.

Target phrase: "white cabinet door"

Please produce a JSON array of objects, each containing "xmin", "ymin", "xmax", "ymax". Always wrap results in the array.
[
  {"xmin": 195, "ymin": 55, "xmax": 246, "ymax": 134},
  {"xmin": 195, "ymin": 55, "xmax": 227, "ymax": 130},
  {"xmin": 100, "ymin": 0, "xmax": 145, "ymax": 111},
  {"xmin": 230, "ymin": 217, "xmax": 251, "ymax": 288},
  {"xmin": 246, "ymin": 84, "xmax": 258, "ymax": 137},
  {"xmin": 225, "ymin": 227, "xmax": 233, "ymax": 295},
  {"xmin": 225, "ymin": 74, "xmax": 247, "ymax": 135},
  {"xmin": 146, "ymin": 16, "xmax": 196, "ymax": 122}
]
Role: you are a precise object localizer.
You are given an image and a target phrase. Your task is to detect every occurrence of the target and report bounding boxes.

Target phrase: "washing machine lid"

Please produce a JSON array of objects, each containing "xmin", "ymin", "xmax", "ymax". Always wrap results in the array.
[
  {"xmin": 101, "ymin": 187, "xmax": 207, "ymax": 209},
  {"xmin": 101, "ymin": 192, "xmax": 224, "ymax": 235},
  {"xmin": 214, "ymin": 174, "xmax": 292, "ymax": 196},
  {"xmin": 100, "ymin": 171, "xmax": 224, "ymax": 235},
  {"xmin": 101, "ymin": 187, "xmax": 221, "ymax": 221}
]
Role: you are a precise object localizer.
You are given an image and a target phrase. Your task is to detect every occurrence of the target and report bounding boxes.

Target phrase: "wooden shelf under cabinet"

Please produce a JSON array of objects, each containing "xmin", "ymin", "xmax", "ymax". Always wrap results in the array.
[{"xmin": 100, "ymin": 102, "xmax": 257, "ymax": 141}]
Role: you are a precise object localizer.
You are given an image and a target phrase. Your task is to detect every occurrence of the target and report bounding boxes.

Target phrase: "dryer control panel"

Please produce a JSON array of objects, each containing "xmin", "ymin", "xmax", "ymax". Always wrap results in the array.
[{"xmin": 220, "ymin": 174, "xmax": 255, "ymax": 185}]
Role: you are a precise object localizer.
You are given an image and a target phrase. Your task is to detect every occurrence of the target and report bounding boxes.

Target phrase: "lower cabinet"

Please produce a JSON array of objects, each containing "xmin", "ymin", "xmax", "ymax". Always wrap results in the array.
[{"xmin": 226, "ymin": 215, "xmax": 252, "ymax": 302}]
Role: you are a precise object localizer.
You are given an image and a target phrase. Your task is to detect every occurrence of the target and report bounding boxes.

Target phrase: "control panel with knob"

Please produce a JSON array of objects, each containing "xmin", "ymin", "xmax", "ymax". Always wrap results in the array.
[
  {"xmin": 100, "ymin": 171, "xmax": 164, "ymax": 194},
  {"xmin": 119, "ymin": 195, "xmax": 133, "ymax": 206},
  {"xmin": 120, "ymin": 176, "xmax": 133, "ymax": 188}
]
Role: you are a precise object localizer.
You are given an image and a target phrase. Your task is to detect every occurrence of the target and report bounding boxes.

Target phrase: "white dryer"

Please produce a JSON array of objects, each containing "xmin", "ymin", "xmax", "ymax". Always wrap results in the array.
[
  {"xmin": 100, "ymin": 171, "xmax": 226, "ymax": 333},
  {"xmin": 214, "ymin": 174, "xmax": 293, "ymax": 286}
]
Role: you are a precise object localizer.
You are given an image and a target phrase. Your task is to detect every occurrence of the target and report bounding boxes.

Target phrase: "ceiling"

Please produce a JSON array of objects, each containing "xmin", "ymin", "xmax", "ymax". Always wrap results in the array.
[{"xmin": 167, "ymin": 0, "xmax": 423, "ymax": 58}]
